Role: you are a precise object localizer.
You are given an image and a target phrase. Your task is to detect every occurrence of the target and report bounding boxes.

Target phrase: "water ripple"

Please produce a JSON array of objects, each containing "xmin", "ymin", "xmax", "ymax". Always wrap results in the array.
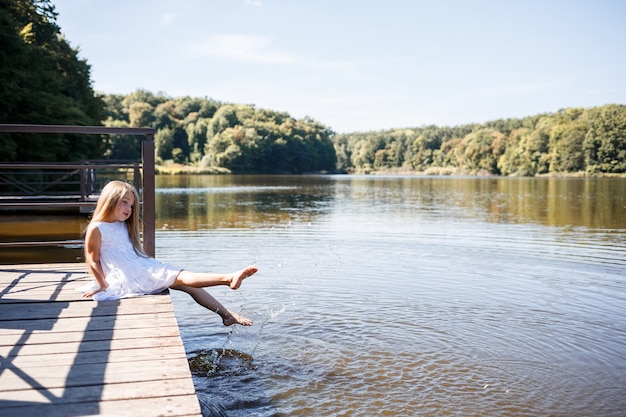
[{"xmin": 157, "ymin": 177, "xmax": 626, "ymax": 417}]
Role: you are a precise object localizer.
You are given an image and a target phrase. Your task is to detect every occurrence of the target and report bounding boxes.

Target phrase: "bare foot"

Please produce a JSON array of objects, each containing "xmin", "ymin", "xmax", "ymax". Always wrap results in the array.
[
  {"xmin": 230, "ymin": 265, "xmax": 258, "ymax": 290},
  {"xmin": 223, "ymin": 311, "xmax": 253, "ymax": 326}
]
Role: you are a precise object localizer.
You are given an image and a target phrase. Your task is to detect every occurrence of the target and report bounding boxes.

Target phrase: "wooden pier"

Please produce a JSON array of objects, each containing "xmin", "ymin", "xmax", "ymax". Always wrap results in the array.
[{"xmin": 0, "ymin": 263, "xmax": 202, "ymax": 417}]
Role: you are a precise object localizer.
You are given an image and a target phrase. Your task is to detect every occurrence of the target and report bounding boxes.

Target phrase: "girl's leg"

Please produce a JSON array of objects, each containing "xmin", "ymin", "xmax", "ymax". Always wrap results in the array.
[
  {"xmin": 171, "ymin": 285, "xmax": 252, "ymax": 326},
  {"xmin": 171, "ymin": 265, "xmax": 258, "ymax": 289}
]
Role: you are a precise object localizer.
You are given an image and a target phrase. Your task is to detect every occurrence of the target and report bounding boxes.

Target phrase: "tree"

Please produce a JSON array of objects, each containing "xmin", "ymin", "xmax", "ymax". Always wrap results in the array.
[
  {"xmin": 155, "ymin": 126, "xmax": 175, "ymax": 162},
  {"xmin": 102, "ymin": 94, "xmax": 128, "ymax": 123},
  {"xmin": 100, "ymin": 87, "xmax": 625, "ymax": 176},
  {"xmin": 102, "ymin": 119, "xmax": 142, "ymax": 160},
  {"xmin": 128, "ymin": 102, "xmax": 154, "ymax": 128},
  {"xmin": 0, "ymin": 0, "xmax": 104, "ymax": 162},
  {"xmin": 185, "ymin": 118, "xmax": 209, "ymax": 163},
  {"xmin": 207, "ymin": 128, "xmax": 242, "ymax": 169},
  {"xmin": 409, "ymin": 126, "xmax": 444, "ymax": 171},
  {"xmin": 458, "ymin": 129, "xmax": 503, "ymax": 174},
  {"xmin": 208, "ymin": 104, "xmax": 241, "ymax": 138},
  {"xmin": 517, "ymin": 129, "xmax": 550, "ymax": 176},
  {"xmin": 583, "ymin": 105, "xmax": 626, "ymax": 174},
  {"xmin": 547, "ymin": 108, "xmax": 587, "ymax": 173}
]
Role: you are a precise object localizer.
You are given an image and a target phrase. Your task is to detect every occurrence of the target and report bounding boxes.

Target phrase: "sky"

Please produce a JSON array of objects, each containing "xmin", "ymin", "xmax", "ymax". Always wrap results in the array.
[{"xmin": 53, "ymin": 0, "xmax": 626, "ymax": 133}]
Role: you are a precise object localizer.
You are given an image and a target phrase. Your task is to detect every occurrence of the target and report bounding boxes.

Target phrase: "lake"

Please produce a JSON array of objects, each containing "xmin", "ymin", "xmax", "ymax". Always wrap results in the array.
[{"xmin": 151, "ymin": 175, "xmax": 626, "ymax": 416}]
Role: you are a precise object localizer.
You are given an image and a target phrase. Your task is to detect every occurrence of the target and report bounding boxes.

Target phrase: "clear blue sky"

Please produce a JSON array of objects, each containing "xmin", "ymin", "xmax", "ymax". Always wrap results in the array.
[{"xmin": 54, "ymin": 0, "xmax": 626, "ymax": 133}]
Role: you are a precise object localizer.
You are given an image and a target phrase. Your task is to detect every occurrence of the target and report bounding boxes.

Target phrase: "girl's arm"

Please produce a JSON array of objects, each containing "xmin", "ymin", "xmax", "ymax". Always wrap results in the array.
[{"xmin": 83, "ymin": 224, "xmax": 108, "ymax": 297}]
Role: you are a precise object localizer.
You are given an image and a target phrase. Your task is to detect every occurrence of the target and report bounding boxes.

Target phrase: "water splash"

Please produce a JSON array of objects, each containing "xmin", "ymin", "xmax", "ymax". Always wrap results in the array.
[
  {"xmin": 270, "ymin": 304, "xmax": 288, "ymax": 319},
  {"xmin": 188, "ymin": 348, "xmax": 255, "ymax": 377}
]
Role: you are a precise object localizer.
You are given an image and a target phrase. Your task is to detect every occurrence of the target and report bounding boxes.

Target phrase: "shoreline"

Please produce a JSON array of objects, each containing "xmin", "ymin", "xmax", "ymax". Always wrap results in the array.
[{"xmin": 155, "ymin": 163, "xmax": 626, "ymax": 178}]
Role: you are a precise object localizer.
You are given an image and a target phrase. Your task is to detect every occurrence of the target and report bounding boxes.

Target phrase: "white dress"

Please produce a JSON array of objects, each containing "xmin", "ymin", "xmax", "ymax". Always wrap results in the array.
[{"xmin": 82, "ymin": 221, "xmax": 181, "ymax": 301}]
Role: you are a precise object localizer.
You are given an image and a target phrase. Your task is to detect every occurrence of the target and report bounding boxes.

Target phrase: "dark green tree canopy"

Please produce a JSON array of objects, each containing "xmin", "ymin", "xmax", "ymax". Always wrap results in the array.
[{"xmin": 0, "ymin": 0, "xmax": 104, "ymax": 162}]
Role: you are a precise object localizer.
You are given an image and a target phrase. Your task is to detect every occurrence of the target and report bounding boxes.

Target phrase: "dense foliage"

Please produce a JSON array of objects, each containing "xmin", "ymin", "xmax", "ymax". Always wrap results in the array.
[
  {"xmin": 0, "ymin": 0, "xmax": 104, "ymax": 161},
  {"xmin": 334, "ymin": 105, "xmax": 626, "ymax": 175},
  {"xmin": 102, "ymin": 90, "xmax": 337, "ymax": 174},
  {"xmin": 104, "ymin": 90, "xmax": 624, "ymax": 176}
]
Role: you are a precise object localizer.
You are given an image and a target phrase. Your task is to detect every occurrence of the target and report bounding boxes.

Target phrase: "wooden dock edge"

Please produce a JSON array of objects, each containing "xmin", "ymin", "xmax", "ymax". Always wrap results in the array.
[{"xmin": 0, "ymin": 263, "xmax": 203, "ymax": 417}]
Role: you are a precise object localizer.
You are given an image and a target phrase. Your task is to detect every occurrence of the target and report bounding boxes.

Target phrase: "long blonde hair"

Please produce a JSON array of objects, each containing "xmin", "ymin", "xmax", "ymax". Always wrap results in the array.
[{"xmin": 89, "ymin": 180, "xmax": 146, "ymax": 256}]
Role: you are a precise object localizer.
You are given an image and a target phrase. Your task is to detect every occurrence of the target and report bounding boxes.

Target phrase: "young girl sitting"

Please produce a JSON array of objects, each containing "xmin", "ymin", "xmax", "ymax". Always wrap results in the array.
[{"xmin": 81, "ymin": 180, "xmax": 258, "ymax": 326}]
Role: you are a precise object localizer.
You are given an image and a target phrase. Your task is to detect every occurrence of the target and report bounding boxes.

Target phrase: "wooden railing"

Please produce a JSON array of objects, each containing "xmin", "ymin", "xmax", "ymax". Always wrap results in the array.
[{"xmin": 0, "ymin": 124, "xmax": 156, "ymax": 257}]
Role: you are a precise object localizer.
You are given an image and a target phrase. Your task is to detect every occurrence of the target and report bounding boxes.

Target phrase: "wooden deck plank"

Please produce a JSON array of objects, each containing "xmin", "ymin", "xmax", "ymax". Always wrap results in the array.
[
  {"xmin": 3, "ymin": 358, "xmax": 191, "ymax": 393},
  {"xmin": 0, "ymin": 296, "xmax": 175, "ymax": 318},
  {"xmin": 0, "ymin": 377, "xmax": 196, "ymax": 403},
  {"xmin": 1, "ymin": 357, "xmax": 193, "ymax": 389},
  {"xmin": 0, "ymin": 263, "xmax": 202, "ymax": 417},
  {"xmin": 1, "ymin": 336, "xmax": 185, "ymax": 357},
  {"xmin": 0, "ymin": 324, "xmax": 183, "ymax": 346},
  {"xmin": 0, "ymin": 311, "xmax": 179, "ymax": 335},
  {"xmin": 2, "ymin": 345, "xmax": 184, "ymax": 367},
  {"xmin": 0, "ymin": 395, "xmax": 202, "ymax": 417}
]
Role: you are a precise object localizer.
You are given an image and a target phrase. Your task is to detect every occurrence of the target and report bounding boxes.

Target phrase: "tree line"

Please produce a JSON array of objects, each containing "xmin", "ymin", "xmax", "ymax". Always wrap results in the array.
[
  {"xmin": 101, "ymin": 92, "xmax": 626, "ymax": 176},
  {"xmin": 334, "ymin": 105, "xmax": 626, "ymax": 176},
  {"xmin": 102, "ymin": 90, "xmax": 337, "ymax": 174},
  {"xmin": 1, "ymin": 0, "xmax": 624, "ymax": 176}
]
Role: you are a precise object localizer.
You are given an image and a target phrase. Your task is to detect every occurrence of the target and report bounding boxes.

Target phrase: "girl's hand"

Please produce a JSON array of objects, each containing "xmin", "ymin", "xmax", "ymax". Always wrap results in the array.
[{"xmin": 83, "ymin": 284, "xmax": 108, "ymax": 298}]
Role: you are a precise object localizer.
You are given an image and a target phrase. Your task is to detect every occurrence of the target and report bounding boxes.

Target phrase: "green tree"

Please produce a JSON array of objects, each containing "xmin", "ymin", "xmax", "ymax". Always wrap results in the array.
[
  {"xmin": 497, "ymin": 128, "xmax": 527, "ymax": 176},
  {"xmin": 518, "ymin": 129, "xmax": 550, "ymax": 176},
  {"xmin": 153, "ymin": 100, "xmax": 179, "ymax": 130},
  {"xmin": 175, "ymin": 96, "xmax": 204, "ymax": 116},
  {"xmin": 155, "ymin": 126, "xmax": 175, "ymax": 162},
  {"xmin": 202, "ymin": 104, "xmax": 335, "ymax": 173},
  {"xmin": 121, "ymin": 89, "xmax": 166, "ymax": 108},
  {"xmin": 409, "ymin": 127, "xmax": 443, "ymax": 171},
  {"xmin": 206, "ymin": 105, "xmax": 236, "ymax": 138},
  {"xmin": 440, "ymin": 137, "xmax": 463, "ymax": 168},
  {"xmin": 102, "ymin": 119, "xmax": 142, "ymax": 160},
  {"xmin": 458, "ymin": 129, "xmax": 503, "ymax": 174},
  {"xmin": 185, "ymin": 118, "xmax": 209, "ymax": 163},
  {"xmin": 547, "ymin": 108, "xmax": 587, "ymax": 173},
  {"xmin": 583, "ymin": 105, "xmax": 626, "ymax": 174},
  {"xmin": 0, "ymin": 0, "xmax": 104, "ymax": 162},
  {"xmin": 102, "ymin": 94, "xmax": 128, "ymax": 123},
  {"xmin": 128, "ymin": 102, "xmax": 154, "ymax": 128},
  {"xmin": 207, "ymin": 127, "xmax": 242, "ymax": 168}
]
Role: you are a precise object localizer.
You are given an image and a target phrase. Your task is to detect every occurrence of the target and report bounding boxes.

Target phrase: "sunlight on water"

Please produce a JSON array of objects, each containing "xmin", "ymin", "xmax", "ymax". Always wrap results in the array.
[{"xmin": 151, "ymin": 176, "xmax": 626, "ymax": 417}]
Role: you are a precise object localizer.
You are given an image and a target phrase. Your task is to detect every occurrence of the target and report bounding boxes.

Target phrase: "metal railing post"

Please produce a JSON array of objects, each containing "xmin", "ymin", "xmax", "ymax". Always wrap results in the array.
[
  {"xmin": 142, "ymin": 133, "xmax": 156, "ymax": 257},
  {"xmin": 80, "ymin": 162, "xmax": 87, "ymax": 201}
]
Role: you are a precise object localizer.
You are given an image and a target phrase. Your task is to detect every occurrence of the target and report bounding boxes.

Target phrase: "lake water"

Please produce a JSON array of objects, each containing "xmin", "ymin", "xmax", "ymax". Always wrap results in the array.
[{"xmin": 151, "ymin": 175, "xmax": 626, "ymax": 417}]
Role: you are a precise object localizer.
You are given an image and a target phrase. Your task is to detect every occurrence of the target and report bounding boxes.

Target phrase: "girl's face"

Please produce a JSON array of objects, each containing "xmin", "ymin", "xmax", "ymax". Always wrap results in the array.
[{"xmin": 110, "ymin": 190, "xmax": 135, "ymax": 222}]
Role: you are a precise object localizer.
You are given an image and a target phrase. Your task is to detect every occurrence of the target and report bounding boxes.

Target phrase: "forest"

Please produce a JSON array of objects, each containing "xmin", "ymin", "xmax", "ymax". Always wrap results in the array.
[
  {"xmin": 1, "ymin": 0, "xmax": 625, "ymax": 176},
  {"xmin": 101, "ymin": 91, "xmax": 337, "ymax": 174},
  {"xmin": 101, "ymin": 91, "xmax": 626, "ymax": 176},
  {"xmin": 334, "ymin": 104, "xmax": 626, "ymax": 176}
]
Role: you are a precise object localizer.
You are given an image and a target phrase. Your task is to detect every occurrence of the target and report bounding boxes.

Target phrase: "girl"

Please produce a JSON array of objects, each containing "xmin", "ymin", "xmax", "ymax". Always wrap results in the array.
[{"xmin": 82, "ymin": 180, "xmax": 258, "ymax": 326}]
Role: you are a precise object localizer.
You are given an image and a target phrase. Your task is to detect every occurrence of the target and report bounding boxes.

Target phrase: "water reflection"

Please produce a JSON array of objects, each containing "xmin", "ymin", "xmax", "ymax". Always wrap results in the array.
[
  {"xmin": 1, "ymin": 175, "xmax": 625, "ymax": 261},
  {"xmin": 0, "ymin": 214, "xmax": 87, "ymax": 264},
  {"xmin": 154, "ymin": 175, "xmax": 626, "ymax": 231},
  {"xmin": 329, "ymin": 176, "xmax": 626, "ymax": 229},
  {"xmin": 155, "ymin": 175, "xmax": 336, "ymax": 230}
]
